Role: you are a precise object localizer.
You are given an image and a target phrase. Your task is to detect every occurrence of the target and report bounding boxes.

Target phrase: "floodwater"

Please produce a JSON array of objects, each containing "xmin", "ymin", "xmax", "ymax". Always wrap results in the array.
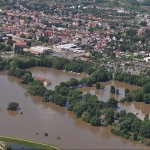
[
  {"xmin": 80, "ymin": 80, "xmax": 141, "ymax": 102},
  {"xmin": 80, "ymin": 80, "xmax": 149, "ymax": 120},
  {"xmin": 0, "ymin": 68, "xmax": 150, "ymax": 149},
  {"xmin": 29, "ymin": 67, "xmax": 87, "ymax": 90},
  {"xmin": 118, "ymin": 102, "xmax": 150, "ymax": 120}
]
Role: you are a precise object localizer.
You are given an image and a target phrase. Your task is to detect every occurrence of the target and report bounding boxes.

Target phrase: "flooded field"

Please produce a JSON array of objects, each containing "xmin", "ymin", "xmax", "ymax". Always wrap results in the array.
[
  {"xmin": 29, "ymin": 67, "xmax": 86, "ymax": 90},
  {"xmin": 0, "ymin": 67, "xmax": 149, "ymax": 149},
  {"xmin": 80, "ymin": 80, "xmax": 141, "ymax": 102}
]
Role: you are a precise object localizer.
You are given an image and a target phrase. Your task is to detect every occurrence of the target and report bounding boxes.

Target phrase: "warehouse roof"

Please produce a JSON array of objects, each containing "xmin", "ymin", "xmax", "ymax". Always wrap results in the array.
[{"xmin": 57, "ymin": 43, "xmax": 77, "ymax": 49}]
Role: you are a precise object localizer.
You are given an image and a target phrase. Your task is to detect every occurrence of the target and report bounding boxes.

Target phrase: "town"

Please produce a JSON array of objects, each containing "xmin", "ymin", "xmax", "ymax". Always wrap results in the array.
[{"xmin": 0, "ymin": 0, "xmax": 150, "ymax": 77}]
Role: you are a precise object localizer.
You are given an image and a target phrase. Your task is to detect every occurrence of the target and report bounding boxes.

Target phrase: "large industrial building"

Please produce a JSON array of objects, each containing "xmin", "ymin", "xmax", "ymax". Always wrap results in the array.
[
  {"xmin": 56, "ymin": 43, "xmax": 84, "ymax": 53},
  {"xmin": 27, "ymin": 46, "xmax": 53, "ymax": 55},
  {"xmin": 57, "ymin": 44, "xmax": 77, "ymax": 50}
]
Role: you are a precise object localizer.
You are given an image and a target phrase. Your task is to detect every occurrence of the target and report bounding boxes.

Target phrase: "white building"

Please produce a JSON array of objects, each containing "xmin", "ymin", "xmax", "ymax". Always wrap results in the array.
[
  {"xmin": 28, "ymin": 46, "xmax": 53, "ymax": 55},
  {"xmin": 143, "ymin": 57, "xmax": 150, "ymax": 62},
  {"xmin": 57, "ymin": 44, "xmax": 77, "ymax": 50}
]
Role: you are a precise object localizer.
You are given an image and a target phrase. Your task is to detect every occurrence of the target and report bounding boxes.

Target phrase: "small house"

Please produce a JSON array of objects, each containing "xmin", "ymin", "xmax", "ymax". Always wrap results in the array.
[{"xmin": 35, "ymin": 76, "xmax": 52, "ymax": 86}]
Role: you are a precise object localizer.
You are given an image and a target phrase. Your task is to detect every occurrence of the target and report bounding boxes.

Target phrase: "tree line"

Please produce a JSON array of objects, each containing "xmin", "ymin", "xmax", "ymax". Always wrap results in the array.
[
  {"xmin": 121, "ymin": 83, "xmax": 150, "ymax": 104},
  {"xmin": 0, "ymin": 54, "xmax": 112, "ymax": 84},
  {"xmin": 115, "ymin": 71, "xmax": 150, "ymax": 104},
  {"xmin": 114, "ymin": 71, "xmax": 150, "ymax": 87},
  {"xmin": 0, "ymin": 54, "xmax": 94, "ymax": 73}
]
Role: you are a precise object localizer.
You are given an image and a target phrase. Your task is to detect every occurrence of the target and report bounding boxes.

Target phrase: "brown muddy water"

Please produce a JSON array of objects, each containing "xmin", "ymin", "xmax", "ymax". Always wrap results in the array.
[
  {"xmin": 29, "ymin": 67, "xmax": 87, "ymax": 90},
  {"xmin": 0, "ymin": 67, "xmax": 149, "ymax": 149},
  {"xmin": 80, "ymin": 80, "xmax": 141, "ymax": 102}
]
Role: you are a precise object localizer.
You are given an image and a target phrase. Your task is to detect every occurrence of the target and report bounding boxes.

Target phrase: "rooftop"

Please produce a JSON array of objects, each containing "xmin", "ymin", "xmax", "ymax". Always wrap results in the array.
[{"xmin": 57, "ymin": 43, "xmax": 77, "ymax": 49}]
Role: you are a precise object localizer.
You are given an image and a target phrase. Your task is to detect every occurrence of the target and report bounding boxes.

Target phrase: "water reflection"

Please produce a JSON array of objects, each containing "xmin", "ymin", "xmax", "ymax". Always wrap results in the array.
[
  {"xmin": 80, "ymin": 84, "xmax": 124, "ymax": 102},
  {"xmin": 100, "ymin": 126, "xmax": 111, "ymax": 139},
  {"xmin": 119, "ymin": 102, "xmax": 150, "ymax": 119},
  {"xmin": 7, "ymin": 111, "xmax": 19, "ymax": 117}
]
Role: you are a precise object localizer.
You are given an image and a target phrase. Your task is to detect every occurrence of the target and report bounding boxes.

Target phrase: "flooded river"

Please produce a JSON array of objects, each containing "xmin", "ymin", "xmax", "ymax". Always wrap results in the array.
[{"xmin": 0, "ymin": 67, "xmax": 149, "ymax": 149}]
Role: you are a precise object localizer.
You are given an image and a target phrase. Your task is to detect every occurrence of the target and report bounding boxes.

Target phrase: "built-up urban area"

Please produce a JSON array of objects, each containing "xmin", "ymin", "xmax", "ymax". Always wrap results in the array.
[{"xmin": 0, "ymin": 0, "xmax": 150, "ymax": 76}]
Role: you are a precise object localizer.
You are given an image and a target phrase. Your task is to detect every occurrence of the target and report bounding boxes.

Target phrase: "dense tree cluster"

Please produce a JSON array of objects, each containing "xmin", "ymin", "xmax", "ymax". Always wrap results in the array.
[
  {"xmin": 0, "ymin": 55, "xmax": 95, "ymax": 74},
  {"xmin": 114, "ymin": 71, "xmax": 150, "ymax": 104},
  {"xmin": 111, "ymin": 111, "xmax": 150, "ymax": 145},
  {"xmin": 80, "ymin": 68, "xmax": 112, "ymax": 87},
  {"xmin": 28, "ymin": 80, "xmax": 47, "ymax": 97},
  {"xmin": 7, "ymin": 102, "xmax": 19, "ymax": 111},
  {"xmin": 8, "ymin": 67, "xmax": 34, "ymax": 84},
  {"xmin": 114, "ymin": 71, "xmax": 150, "ymax": 87},
  {"xmin": 122, "ymin": 85, "xmax": 150, "ymax": 104},
  {"xmin": 0, "ymin": 37, "xmax": 13, "ymax": 52}
]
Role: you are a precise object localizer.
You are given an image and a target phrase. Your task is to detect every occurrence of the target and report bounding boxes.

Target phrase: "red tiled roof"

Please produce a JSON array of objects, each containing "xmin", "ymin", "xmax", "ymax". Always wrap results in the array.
[
  {"xmin": 35, "ymin": 77, "xmax": 45, "ymax": 82},
  {"xmin": 35, "ymin": 77, "xmax": 52, "ymax": 85},
  {"xmin": 15, "ymin": 41, "xmax": 27, "ymax": 46}
]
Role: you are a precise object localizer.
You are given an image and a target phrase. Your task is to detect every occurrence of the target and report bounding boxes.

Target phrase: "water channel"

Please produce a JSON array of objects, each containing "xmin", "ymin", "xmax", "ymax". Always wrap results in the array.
[{"xmin": 0, "ymin": 67, "xmax": 149, "ymax": 149}]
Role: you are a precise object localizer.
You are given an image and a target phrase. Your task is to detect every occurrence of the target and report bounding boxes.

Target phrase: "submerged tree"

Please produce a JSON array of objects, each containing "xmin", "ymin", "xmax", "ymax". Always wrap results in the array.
[
  {"xmin": 116, "ymin": 89, "xmax": 119, "ymax": 95},
  {"xmin": 96, "ymin": 83, "xmax": 101, "ymax": 89},
  {"xmin": 7, "ymin": 102, "xmax": 19, "ymax": 111},
  {"xmin": 110, "ymin": 85, "xmax": 115, "ymax": 94}
]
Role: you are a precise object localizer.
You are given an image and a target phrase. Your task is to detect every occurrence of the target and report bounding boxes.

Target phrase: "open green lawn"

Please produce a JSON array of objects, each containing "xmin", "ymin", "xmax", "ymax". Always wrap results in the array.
[{"xmin": 0, "ymin": 135, "xmax": 60, "ymax": 150}]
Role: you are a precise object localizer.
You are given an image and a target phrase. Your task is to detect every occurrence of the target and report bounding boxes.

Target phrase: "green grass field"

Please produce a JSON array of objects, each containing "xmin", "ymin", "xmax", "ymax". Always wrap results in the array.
[{"xmin": 0, "ymin": 135, "xmax": 60, "ymax": 150}]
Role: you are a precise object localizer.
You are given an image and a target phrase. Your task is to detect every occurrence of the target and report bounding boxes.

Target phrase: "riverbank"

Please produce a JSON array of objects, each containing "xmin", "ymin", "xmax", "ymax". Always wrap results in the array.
[{"xmin": 0, "ymin": 135, "xmax": 60, "ymax": 150}]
